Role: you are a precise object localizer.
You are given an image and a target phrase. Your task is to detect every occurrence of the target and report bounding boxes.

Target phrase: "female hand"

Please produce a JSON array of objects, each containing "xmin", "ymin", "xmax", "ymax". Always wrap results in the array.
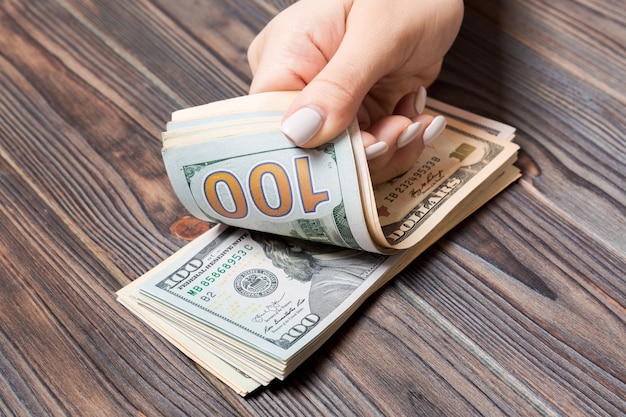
[{"xmin": 248, "ymin": 0, "xmax": 463, "ymax": 183}]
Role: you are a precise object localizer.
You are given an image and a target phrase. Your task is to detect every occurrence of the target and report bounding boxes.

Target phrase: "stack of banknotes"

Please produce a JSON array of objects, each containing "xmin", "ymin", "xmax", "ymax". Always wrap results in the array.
[{"xmin": 117, "ymin": 91, "xmax": 520, "ymax": 395}]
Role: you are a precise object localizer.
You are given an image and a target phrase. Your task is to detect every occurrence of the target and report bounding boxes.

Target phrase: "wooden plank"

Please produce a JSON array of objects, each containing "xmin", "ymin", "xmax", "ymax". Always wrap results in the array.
[
  {"xmin": 302, "ymin": 188, "xmax": 625, "ymax": 417},
  {"xmin": 0, "ymin": 0, "xmax": 623, "ymax": 415},
  {"xmin": 467, "ymin": 0, "xmax": 626, "ymax": 98},
  {"xmin": 431, "ymin": 5, "xmax": 626, "ymax": 255},
  {"xmin": 0, "ymin": 158, "xmax": 258, "ymax": 416},
  {"xmin": 402, "ymin": 189, "xmax": 624, "ymax": 415},
  {"xmin": 0, "ymin": 2, "xmax": 184, "ymax": 283}
]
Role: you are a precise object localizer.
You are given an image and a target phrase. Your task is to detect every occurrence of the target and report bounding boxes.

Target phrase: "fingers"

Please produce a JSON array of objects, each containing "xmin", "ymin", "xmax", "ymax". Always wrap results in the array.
[
  {"xmin": 393, "ymin": 87, "xmax": 427, "ymax": 119},
  {"xmin": 247, "ymin": 26, "xmax": 321, "ymax": 93},
  {"xmin": 247, "ymin": 0, "xmax": 463, "ymax": 162},
  {"xmin": 364, "ymin": 112, "xmax": 447, "ymax": 184},
  {"xmin": 247, "ymin": 0, "xmax": 370, "ymax": 147},
  {"xmin": 422, "ymin": 115, "xmax": 447, "ymax": 145},
  {"xmin": 247, "ymin": 1, "xmax": 345, "ymax": 94},
  {"xmin": 279, "ymin": 0, "xmax": 419, "ymax": 148},
  {"xmin": 279, "ymin": 56, "xmax": 385, "ymax": 148}
]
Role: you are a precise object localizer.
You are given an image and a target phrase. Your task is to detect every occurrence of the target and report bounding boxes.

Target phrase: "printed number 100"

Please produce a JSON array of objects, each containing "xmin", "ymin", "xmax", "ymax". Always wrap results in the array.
[
  {"xmin": 204, "ymin": 156, "xmax": 329, "ymax": 219},
  {"xmin": 278, "ymin": 314, "xmax": 320, "ymax": 345}
]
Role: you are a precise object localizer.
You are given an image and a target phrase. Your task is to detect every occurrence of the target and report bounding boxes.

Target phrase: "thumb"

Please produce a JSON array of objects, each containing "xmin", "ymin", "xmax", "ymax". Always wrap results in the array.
[{"xmin": 280, "ymin": 22, "xmax": 391, "ymax": 148}]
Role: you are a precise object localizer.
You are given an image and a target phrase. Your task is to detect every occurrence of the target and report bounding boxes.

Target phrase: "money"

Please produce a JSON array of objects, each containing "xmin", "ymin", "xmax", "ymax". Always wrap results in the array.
[
  {"xmin": 117, "ymin": 92, "xmax": 520, "ymax": 395},
  {"xmin": 161, "ymin": 92, "xmax": 519, "ymax": 253},
  {"xmin": 118, "ymin": 224, "xmax": 397, "ymax": 393},
  {"xmin": 163, "ymin": 92, "xmax": 380, "ymax": 252}
]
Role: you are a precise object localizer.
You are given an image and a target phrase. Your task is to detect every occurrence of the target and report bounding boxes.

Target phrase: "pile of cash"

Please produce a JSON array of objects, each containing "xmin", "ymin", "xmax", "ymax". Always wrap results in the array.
[{"xmin": 117, "ymin": 92, "xmax": 520, "ymax": 395}]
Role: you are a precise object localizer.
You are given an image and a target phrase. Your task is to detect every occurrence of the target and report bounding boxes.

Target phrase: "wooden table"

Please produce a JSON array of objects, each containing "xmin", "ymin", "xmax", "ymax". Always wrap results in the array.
[{"xmin": 1, "ymin": 0, "xmax": 624, "ymax": 416}]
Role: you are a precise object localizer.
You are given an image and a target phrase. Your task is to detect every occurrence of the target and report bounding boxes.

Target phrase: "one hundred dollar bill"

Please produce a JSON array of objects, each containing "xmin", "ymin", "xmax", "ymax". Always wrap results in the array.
[
  {"xmin": 162, "ymin": 92, "xmax": 520, "ymax": 253},
  {"xmin": 163, "ymin": 118, "xmax": 379, "ymax": 252},
  {"xmin": 118, "ymin": 223, "xmax": 401, "ymax": 394},
  {"xmin": 118, "ymin": 92, "xmax": 521, "ymax": 396}
]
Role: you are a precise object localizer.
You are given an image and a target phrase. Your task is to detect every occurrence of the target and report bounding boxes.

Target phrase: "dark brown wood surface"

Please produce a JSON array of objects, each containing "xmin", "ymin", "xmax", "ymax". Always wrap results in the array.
[{"xmin": 0, "ymin": 0, "xmax": 624, "ymax": 416}]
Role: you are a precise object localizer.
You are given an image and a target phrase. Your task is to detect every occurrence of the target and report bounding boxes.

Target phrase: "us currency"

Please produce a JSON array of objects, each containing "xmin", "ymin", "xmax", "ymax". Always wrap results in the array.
[
  {"xmin": 163, "ymin": 92, "xmax": 519, "ymax": 253},
  {"xmin": 368, "ymin": 111, "xmax": 519, "ymax": 249},
  {"xmin": 117, "ymin": 276, "xmax": 266, "ymax": 395},
  {"xmin": 163, "ymin": 120, "xmax": 379, "ymax": 252},
  {"xmin": 119, "ymin": 93, "xmax": 521, "ymax": 395},
  {"xmin": 122, "ymin": 223, "xmax": 398, "ymax": 386}
]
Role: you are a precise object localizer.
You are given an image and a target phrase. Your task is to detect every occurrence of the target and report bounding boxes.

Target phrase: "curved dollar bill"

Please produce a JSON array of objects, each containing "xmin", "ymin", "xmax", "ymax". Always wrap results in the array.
[
  {"xmin": 162, "ymin": 92, "xmax": 520, "ymax": 254},
  {"xmin": 119, "ymin": 93, "xmax": 520, "ymax": 396}
]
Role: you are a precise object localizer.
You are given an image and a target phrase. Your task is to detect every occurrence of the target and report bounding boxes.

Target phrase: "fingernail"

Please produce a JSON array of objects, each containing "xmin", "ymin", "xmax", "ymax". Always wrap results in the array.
[
  {"xmin": 423, "ymin": 115, "xmax": 447, "ymax": 145},
  {"xmin": 415, "ymin": 86, "xmax": 427, "ymax": 114},
  {"xmin": 365, "ymin": 142, "xmax": 389, "ymax": 160},
  {"xmin": 397, "ymin": 122, "xmax": 423, "ymax": 148},
  {"xmin": 280, "ymin": 107, "xmax": 323, "ymax": 146}
]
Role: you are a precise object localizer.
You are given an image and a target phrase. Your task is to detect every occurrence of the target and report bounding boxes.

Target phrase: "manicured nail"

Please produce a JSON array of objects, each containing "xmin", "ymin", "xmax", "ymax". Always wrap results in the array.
[
  {"xmin": 415, "ymin": 86, "xmax": 427, "ymax": 114},
  {"xmin": 397, "ymin": 122, "xmax": 423, "ymax": 148},
  {"xmin": 280, "ymin": 107, "xmax": 323, "ymax": 146},
  {"xmin": 365, "ymin": 142, "xmax": 389, "ymax": 160},
  {"xmin": 423, "ymin": 115, "xmax": 447, "ymax": 145}
]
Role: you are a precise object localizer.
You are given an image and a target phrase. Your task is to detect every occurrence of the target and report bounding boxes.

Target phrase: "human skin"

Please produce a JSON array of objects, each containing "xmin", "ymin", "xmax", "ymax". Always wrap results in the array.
[{"xmin": 248, "ymin": 0, "xmax": 464, "ymax": 183}]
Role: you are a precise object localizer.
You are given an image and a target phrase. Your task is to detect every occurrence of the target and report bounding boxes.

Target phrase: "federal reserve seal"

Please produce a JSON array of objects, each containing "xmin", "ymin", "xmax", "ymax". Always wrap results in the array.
[{"xmin": 233, "ymin": 269, "xmax": 278, "ymax": 298}]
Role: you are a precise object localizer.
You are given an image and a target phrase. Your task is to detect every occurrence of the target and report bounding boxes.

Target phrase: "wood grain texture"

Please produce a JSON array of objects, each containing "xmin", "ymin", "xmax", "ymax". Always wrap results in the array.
[{"xmin": 0, "ymin": 0, "xmax": 623, "ymax": 416}]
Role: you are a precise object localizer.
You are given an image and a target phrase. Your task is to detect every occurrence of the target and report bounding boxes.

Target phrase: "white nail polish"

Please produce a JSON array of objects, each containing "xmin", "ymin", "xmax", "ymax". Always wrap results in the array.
[
  {"xmin": 280, "ymin": 107, "xmax": 323, "ymax": 146},
  {"xmin": 423, "ymin": 115, "xmax": 447, "ymax": 145},
  {"xmin": 365, "ymin": 142, "xmax": 388, "ymax": 160},
  {"xmin": 397, "ymin": 122, "xmax": 423, "ymax": 148},
  {"xmin": 415, "ymin": 87, "xmax": 427, "ymax": 115}
]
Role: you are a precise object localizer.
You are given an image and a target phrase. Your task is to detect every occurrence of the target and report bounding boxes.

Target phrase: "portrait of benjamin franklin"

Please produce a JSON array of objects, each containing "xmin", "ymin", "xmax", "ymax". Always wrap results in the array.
[{"xmin": 249, "ymin": 231, "xmax": 387, "ymax": 319}]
